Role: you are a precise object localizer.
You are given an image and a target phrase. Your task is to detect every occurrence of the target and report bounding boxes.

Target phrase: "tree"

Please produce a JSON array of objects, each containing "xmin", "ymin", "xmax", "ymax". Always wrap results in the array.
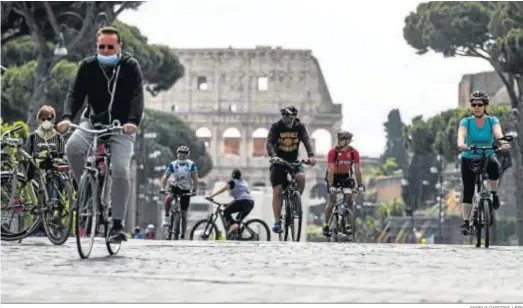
[
  {"xmin": 381, "ymin": 109, "xmax": 409, "ymax": 173},
  {"xmin": 1, "ymin": 2, "xmax": 144, "ymax": 130},
  {"xmin": 1, "ymin": 21, "xmax": 184, "ymax": 123},
  {"xmin": 403, "ymin": 1, "xmax": 523, "ymax": 245}
]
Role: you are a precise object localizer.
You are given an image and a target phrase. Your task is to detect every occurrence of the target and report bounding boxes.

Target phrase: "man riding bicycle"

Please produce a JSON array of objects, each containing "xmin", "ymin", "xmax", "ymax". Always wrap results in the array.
[
  {"xmin": 323, "ymin": 131, "xmax": 365, "ymax": 237},
  {"xmin": 57, "ymin": 26, "xmax": 143, "ymax": 243},
  {"xmin": 457, "ymin": 90, "xmax": 511, "ymax": 235},
  {"xmin": 159, "ymin": 145, "xmax": 198, "ymax": 239},
  {"xmin": 265, "ymin": 105, "xmax": 316, "ymax": 233}
]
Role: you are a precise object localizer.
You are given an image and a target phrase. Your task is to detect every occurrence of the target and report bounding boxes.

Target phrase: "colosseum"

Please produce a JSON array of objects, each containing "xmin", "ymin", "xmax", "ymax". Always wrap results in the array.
[{"xmin": 145, "ymin": 45, "xmax": 343, "ymax": 200}]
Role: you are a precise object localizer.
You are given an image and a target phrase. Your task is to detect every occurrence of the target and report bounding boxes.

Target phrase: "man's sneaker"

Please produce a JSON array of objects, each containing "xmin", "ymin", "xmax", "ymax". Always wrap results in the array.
[
  {"xmin": 272, "ymin": 222, "xmax": 283, "ymax": 233},
  {"xmin": 344, "ymin": 225, "xmax": 353, "ymax": 235},
  {"xmin": 492, "ymin": 193, "xmax": 500, "ymax": 210},
  {"xmin": 108, "ymin": 224, "xmax": 127, "ymax": 243},
  {"xmin": 460, "ymin": 220, "xmax": 471, "ymax": 236},
  {"xmin": 162, "ymin": 216, "xmax": 170, "ymax": 226},
  {"xmin": 322, "ymin": 225, "xmax": 330, "ymax": 237}
]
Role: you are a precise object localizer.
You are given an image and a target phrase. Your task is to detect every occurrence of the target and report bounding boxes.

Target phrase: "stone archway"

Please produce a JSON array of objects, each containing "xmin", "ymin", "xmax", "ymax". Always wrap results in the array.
[
  {"xmin": 222, "ymin": 127, "xmax": 241, "ymax": 156},
  {"xmin": 196, "ymin": 127, "xmax": 212, "ymax": 150},
  {"xmin": 251, "ymin": 127, "xmax": 268, "ymax": 157},
  {"xmin": 311, "ymin": 128, "xmax": 333, "ymax": 157}
]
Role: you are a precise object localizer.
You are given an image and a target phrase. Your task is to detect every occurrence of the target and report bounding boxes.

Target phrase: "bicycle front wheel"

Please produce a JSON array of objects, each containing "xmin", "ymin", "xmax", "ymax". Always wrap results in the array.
[
  {"xmin": 43, "ymin": 176, "xmax": 74, "ymax": 245},
  {"xmin": 75, "ymin": 173, "xmax": 98, "ymax": 259},
  {"xmin": 242, "ymin": 218, "xmax": 271, "ymax": 241},
  {"xmin": 189, "ymin": 219, "xmax": 219, "ymax": 240}
]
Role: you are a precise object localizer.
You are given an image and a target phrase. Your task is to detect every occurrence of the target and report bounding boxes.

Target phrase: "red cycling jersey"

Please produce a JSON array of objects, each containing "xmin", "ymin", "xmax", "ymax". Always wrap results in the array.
[{"xmin": 327, "ymin": 146, "xmax": 360, "ymax": 175}]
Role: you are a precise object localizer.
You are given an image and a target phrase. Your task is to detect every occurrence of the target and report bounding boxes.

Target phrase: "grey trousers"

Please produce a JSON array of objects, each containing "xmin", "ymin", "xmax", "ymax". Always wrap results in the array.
[{"xmin": 65, "ymin": 121, "xmax": 135, "ymax": 222}]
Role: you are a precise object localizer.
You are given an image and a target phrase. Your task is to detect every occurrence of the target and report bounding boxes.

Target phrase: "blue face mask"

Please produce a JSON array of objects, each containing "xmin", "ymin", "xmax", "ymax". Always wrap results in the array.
[{"xmin": 97, "ymin": 53, "xmax": 120, "ymax": 65}]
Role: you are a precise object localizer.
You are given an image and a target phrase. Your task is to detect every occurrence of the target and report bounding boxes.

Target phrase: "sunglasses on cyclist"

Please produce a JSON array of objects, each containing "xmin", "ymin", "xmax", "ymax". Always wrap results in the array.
[
  {"xmin": 281, "ymin": 113, "xmax": 295, "ymax": 117},
  {"xmin": 98, "ymin": 44, "xmax": 115, "ymax": 50},
  {"xmin": 471, "ymin": 103, "xmax": 484, "ymax": 108}
]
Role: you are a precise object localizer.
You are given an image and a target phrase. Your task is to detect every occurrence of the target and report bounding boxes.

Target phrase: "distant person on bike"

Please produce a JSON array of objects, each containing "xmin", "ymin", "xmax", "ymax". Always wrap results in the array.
[
  {"xmin": 323, "ymin": 131, "xmax": 365, "ymax": 237},
  {"xmin": 265, "ymin": 105, "xmax": 316, "ymax": 233},
  {"xmin": 457, "ymin": 90, "xmax": 511, "ymax": 235},
  {"xmin": 56, "ymin": 26, "xmax": 144, "ymax": 243},
  {"xmin": 206, "ymin": 169, "xmax": 254, "ymax": 234},
  {"xmin": 159, "ymin": 145, "xmax": 198, "ymax": 239}
]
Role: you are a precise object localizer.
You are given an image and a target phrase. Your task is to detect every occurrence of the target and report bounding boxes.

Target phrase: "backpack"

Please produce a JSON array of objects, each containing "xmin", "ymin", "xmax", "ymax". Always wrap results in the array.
[{"xmin": 324, "ymin": 146, "xmax": 354, "ymax": 182}]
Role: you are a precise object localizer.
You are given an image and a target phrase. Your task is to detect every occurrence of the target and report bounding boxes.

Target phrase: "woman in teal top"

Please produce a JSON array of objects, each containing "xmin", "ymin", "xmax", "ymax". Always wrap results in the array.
[{"xmin": 457, "ymin": 90, "xmax": 511, "ymax": 235}]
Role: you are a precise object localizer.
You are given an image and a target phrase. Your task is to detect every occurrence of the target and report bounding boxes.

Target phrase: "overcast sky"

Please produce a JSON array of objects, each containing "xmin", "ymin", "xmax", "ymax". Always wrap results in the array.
[{"xmin": 119, "ymin": 0, "xmax": 493, "ymax": 157}]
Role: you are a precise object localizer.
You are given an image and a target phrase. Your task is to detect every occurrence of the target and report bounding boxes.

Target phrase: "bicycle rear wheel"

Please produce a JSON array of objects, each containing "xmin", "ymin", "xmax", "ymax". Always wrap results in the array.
[{"xmin": 75, "ymin": 173, "xmax": 98, "ymax": 259}]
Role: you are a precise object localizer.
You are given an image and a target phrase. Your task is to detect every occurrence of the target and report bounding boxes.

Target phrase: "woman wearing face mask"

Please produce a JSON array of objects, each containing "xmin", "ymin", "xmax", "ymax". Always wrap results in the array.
[
  {"xmin": 457, "ymin": 90, "xmax": 511, "ymax": 236},
  {"xmin": 25, "ymin": 105, "xmax": 65, "ymax": 159}
]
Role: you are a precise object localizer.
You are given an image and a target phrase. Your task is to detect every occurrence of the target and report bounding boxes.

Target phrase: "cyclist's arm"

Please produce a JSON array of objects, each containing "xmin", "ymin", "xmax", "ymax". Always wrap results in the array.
[
  {"xmin": 62, "ymin": 60, "xmax": 89, "ymax": 121},
  {"xmin": 457, "ymin": 118, "xmax": 468, "ymax": 147},
  {"xmin": 326, "ymin": 149, "xmax": 335, "ymax": 186},
  {"xmin": 208, "ymin": 181, "xmax": 232, "ymax": 199},
  {"xmin": 490, "ymin": 117, "xmax": 505, "ymax": 143},
  {"xmin": 126, "ymin": 58, "xmax": 145, "ymax": 126},
  {"xmin": 298, "ymin": 124, "xmax": 314, "ymax": 158},
  {"xmin": 190, "ymin": 163, "xmax": 199, "ymax": 188},
  {"xmin": 353, "ymin": 150, "xmax": 362, "ymax": 185},
  {"xmin": 265, "ymin": 123, "xmax": 278, "ymax": 157},
  {"xmin": 160, "ymin": 163, "xmax": 174, "ymax": 190}
]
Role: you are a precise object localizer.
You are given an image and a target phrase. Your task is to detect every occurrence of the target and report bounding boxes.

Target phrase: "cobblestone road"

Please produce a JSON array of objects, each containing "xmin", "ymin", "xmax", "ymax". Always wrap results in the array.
[{"xmin": 2, "ymin": 238, "xmax": 523, "ymax": 303}]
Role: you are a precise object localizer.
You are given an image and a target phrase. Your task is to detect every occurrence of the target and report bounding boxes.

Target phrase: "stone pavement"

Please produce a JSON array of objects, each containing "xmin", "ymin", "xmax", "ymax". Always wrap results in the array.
[{"xmin": 2, "ymin": 238, "xmax": 523, "ymax": 303}]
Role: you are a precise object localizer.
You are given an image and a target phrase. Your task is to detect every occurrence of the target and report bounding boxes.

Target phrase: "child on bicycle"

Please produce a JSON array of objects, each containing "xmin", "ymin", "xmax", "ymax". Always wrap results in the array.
[{"xmin": 206, "ymin": 169, "xmax": 254, "ymax": 234}]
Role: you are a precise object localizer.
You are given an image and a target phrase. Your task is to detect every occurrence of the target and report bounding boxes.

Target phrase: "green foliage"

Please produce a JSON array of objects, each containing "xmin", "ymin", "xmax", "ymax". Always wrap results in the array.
[
  {"xmin": 382, "ymin": 109, "xmax": 409, "ymax": 173},
  {"xmin": 377, "ymin": 199, "xmax": 405, "ymax": 218},
  {"xmin": 144, "ymin": 109, "xmax": 213, "ymax": 178},
  {"xmin": 369, "ymin": 157, "xmax": 402, "ymax": 177}
]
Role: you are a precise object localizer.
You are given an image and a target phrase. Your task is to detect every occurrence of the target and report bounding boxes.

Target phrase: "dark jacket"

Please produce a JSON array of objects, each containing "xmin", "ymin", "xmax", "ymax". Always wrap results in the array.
[
  {"xmin": 265, "ymin": 118, "xmax": 314, "ymax": 162},
  {"xmin": 62, "ymin": 52, "xmax": 144, "ymax": 126}
]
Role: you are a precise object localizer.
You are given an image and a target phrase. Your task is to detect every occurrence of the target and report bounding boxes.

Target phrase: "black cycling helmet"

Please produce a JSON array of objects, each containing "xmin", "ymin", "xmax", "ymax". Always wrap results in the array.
[
  {"xmin": 280, "ymin": 105, "xmax": 298, "ymax": 116},
  {"xmin": 469, "ymin": 90, "xmax": 489, "ymax": 105},
  {"xmin": 337, "ymin": 130, "xmax": 353, "ymax": 141},
  {"xmin": 232, "ymin": 169, "xmax": 241, "ymax": 179}
]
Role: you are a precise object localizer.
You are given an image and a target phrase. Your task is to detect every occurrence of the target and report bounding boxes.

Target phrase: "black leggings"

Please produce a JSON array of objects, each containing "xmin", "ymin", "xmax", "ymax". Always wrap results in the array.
[
  {"xmin": 461, "ymin": 156, "xmax": 500, "ymax": 204},
  {"xmin": 224, "ymin": 199, "xmax": 254, "ymax": 225}
]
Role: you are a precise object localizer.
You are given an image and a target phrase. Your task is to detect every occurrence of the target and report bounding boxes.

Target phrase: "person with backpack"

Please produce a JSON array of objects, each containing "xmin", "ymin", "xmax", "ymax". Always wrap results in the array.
[
  {"xmin": 323, "ymin": 131, "xmax": 365, "ymax": 237},
  {"xmin": 457, "ymin": 90, "xmax": 511, "ymax": 235}
]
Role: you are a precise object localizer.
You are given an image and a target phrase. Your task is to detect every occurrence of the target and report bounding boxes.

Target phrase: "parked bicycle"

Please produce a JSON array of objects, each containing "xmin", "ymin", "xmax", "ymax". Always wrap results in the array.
[
  {"xmin": 463, "ymin": 134, "xmax": 513, "ymax": 248},
  {"xmin": 325, "ymin": 186, "xmax": 361, "ymax": 242},
  {"xmin": 159, "ymin": 189, "xmax": 193, "ymax": 240},
  {"xmin": 1, "ymin": 127, "xmax": 73, "ymax": 245},
  {"xmin": 70, "ymin": 120, "xmax": 124, "ymax": 259},
  {"xmin": 270, "ymin": 159, "xmax": 310, "ymax": 242},
  {"xmin": 189, "ymin": 197, "xmax": 270, "ymax": 241}
]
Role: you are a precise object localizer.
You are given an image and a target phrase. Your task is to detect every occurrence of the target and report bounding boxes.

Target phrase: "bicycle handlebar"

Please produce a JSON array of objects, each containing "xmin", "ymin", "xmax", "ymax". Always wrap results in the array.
[
  {"xmin": 159, "ymin": 190, "xmax": 193, "ymax": 197},
  {"xmin": 330, "ymin": 187, "xmax": 362, "ymax": 194},
  {"xmin": 1, "ymin": 138, "xmax": 24, "ymax": 147},
  {"xmin": 205, "ymin": 197, "xmax": 228, "ymax": 207},
  {"xmin": 1, "ymin": 125, "xmax": 24, "ymax": 138},
  {"xmin": 270, "ymin": 158, "xmax": 311, "ymax": 168},
  {"xmin": 68, "ymin": 120, "xmax": 123, "ymax": 135}
]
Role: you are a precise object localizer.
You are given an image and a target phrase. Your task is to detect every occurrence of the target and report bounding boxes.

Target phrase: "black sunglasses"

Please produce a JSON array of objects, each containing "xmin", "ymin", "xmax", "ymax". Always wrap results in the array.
[
  {"xmin": 281, "ymin": 113, "xmax": 294, "ymax": 117},
  {"xmin": 98, "ymin": 44, "xmax": 115, "ymax": 50},
  {"xmin": 471, "ymin": 103, "xmax": 484, "ymax": 108},
  {"xmin": 39, "ymin": 117, "xmax": 53, "ymax": 121}
]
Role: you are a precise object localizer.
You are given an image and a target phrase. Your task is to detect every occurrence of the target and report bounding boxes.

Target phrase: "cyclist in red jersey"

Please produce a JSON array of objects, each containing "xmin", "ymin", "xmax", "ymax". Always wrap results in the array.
[{"xmin": 323, "ymin": 131, "xmax": 365, "ymax": 237}]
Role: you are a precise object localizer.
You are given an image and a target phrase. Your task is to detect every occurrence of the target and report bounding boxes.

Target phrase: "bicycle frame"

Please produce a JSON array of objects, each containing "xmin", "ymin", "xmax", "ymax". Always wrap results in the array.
[{"xmin": 69, "ymin": 121, "xmax": 123, "ymax": 226}]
